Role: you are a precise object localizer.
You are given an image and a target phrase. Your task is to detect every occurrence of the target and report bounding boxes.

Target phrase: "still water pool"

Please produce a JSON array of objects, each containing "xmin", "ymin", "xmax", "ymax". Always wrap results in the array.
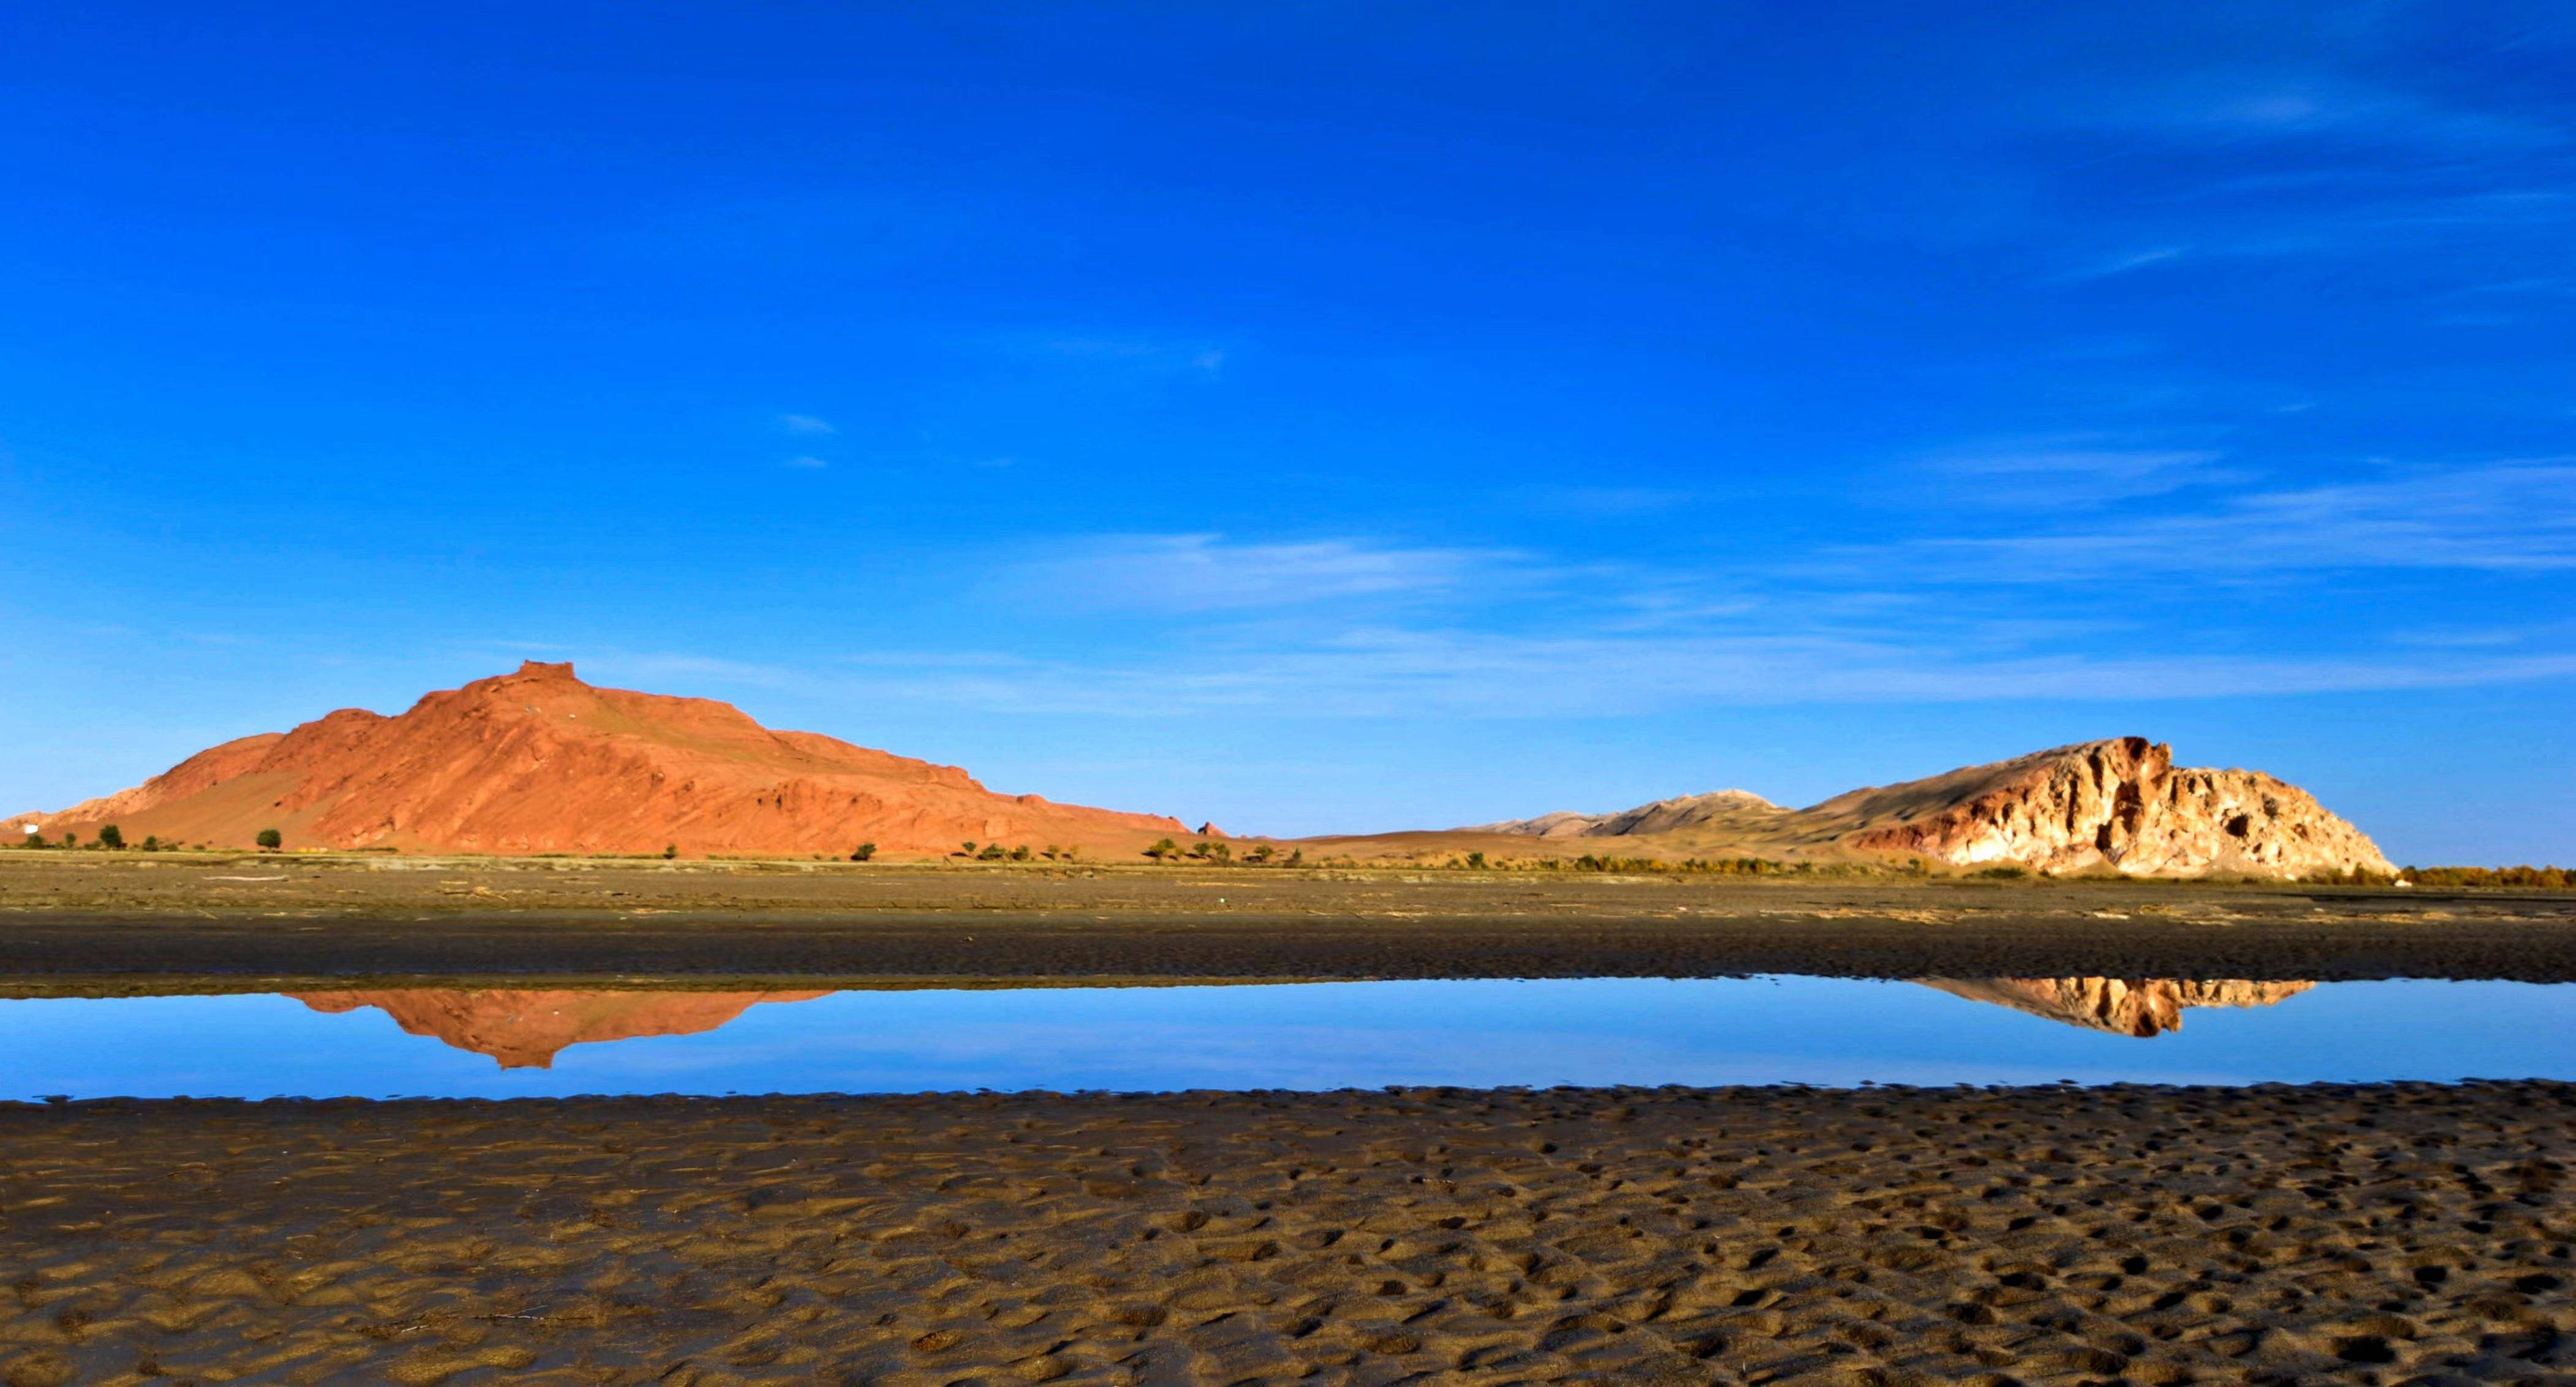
[{"xmin": 3, "ymin": 975, "xmax": 2570, "ymax": 1101}]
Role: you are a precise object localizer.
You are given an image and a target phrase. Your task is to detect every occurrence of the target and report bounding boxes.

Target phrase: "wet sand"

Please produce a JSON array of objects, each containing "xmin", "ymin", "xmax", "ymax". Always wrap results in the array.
[
  {"xmin": 6, "ymin": 855, "xmax": 2575, "ymax": 985},
  {"xmin": 2, "ymin": 1083, "xmax": 2570, "ymax": 1385}
]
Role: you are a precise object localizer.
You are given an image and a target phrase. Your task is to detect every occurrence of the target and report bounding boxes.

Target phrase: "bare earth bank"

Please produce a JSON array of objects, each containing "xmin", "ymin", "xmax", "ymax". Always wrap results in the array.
[
  {"xmin": 4, "ymin": 856, "xmax": 2575, "ymax": 984},
  {"xmin": 1, "ymin": 1083, "xmax": 2569, "ymax": 1386}
]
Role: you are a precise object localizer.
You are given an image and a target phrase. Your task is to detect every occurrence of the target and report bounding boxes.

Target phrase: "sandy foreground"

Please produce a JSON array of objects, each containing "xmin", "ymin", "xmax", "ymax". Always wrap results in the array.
[{"xmin": 1, "ymin": 1084, "xmax": 2570, "ymax": 1386}]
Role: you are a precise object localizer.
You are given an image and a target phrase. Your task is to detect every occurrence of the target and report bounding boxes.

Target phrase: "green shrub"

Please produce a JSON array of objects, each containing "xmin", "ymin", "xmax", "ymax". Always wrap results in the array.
[
  {"xmin": 256, "ymin": 828, "xmax": 282, "ymax": 851},
  {"xmin": 1010, "ymin": 844, "xmax": 1032, "ymax": 861},
  {"xmin": 662, "ymin": 843, "xmax": 678, "ymax": 860},
  {"xmin": 97, "ymin": 824, "xmax": 124, "ymax": 850},
  {"xmin": 850, "ymin": 842, "xmax": 876, "ymax": 862},
  {"xmin": 1145, "ymin": 837, "xmax": 1177, "ymax": 861},
  {"xmin": 977, "ymin": 843, "xmax": 1007, "ymax": 861}
]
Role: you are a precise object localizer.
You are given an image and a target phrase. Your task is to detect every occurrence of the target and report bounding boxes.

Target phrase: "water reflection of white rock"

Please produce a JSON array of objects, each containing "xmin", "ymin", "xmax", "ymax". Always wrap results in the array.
[{"xmin": 1917, "ymin": 978, "xmax": 2314, "ymax": 1037}]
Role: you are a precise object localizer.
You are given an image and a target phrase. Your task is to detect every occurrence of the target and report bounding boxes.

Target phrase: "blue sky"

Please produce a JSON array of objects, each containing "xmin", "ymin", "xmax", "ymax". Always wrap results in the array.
[{"xmin": 3, "ymin": 1, "xmax": 2570, "ymax": 863}]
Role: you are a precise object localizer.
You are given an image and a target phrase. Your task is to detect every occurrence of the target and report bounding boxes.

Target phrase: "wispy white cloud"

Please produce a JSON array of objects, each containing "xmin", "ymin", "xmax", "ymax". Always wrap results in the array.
[
  {"xmin": 2053, "ymin": 246, "xmax": 2190, "ymax": 282},
  {"xmin": 662, "ymin": 629, "xmax": 2576, "ymax": 722},
  {"xmin": 784, "ymin": 455, "xmax": 829, "ymax": 470},
  {"xmin": 1903, "ymin": 461, "xmax": 2576, "ymax": 578},
  {"xmin": 1011, "ymin": 534, "xmax": 1522, "ymax": 613},
  {"xmin": 1017, "ymin": 334, "xmax": 1229, "ymax": 376},
  {"xmin": 779, "ymin": 414, "xmax": 836, "ymax": 435},
  {"xmin": 1915, "ymin": 438, "xmax": 2232, "ymax": 507},
  {"xmin": 2099, "ymin": 70, "xmax": 2564, "ymax": 154}
]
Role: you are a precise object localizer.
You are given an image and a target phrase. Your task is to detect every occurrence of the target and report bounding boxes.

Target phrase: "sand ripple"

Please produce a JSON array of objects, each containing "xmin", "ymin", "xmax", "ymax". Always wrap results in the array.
[{"xmin": 1, "ymin": 1083, "xmax": 2570, "ymax": 1384}]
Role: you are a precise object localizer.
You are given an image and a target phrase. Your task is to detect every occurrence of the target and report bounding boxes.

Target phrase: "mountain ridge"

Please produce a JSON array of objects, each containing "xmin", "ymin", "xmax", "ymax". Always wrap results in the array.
[
  {"xmin": 22, "ymin": 662, "xmax": 1189, "ymax": 858},
  {"xmin": 20, "ymin": 671, "xmax": 2392, "ymax": 877}
]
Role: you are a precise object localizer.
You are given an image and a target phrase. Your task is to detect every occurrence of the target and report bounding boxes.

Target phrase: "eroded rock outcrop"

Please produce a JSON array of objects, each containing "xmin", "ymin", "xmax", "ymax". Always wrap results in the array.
[
  {"xmin": 1465, "ymin": 738, "xmax": 2393, "ymax": 879},
  {"xmin": 1917, "ymin": 977, "xmax": 2315, "ymax": 1037},
  {"xmin": 1822, "ymin": 738, "xmax": 2392, "ymax": 877},
  {"xmin": 292, "ymin": 988, "xmax": 835, "ymax": 1068},
  {"xmin": 31, "ymin": 662, "xmax": 1192, "ymax": 858}
]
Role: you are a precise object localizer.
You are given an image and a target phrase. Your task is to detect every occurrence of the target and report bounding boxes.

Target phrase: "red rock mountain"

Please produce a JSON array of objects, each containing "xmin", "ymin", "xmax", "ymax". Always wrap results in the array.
[
  {"xmin": 293, "ymin": 988, "xmax": 833, "ymax": 1068},
  {"xmin": 1469, "ymin": 737, "xmax": 2392, "ymax": 879},
  {"xmin": 28, "ymin": 662, "xmax": 1189, "ymax": 858}
]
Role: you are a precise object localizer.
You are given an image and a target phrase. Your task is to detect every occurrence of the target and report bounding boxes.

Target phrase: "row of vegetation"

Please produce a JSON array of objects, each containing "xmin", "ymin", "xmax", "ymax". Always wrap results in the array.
[
  {"xmin": 15, "ymin": 825, "xmax": 284, "ymax": 851},
  {"xmin": 2399, "ymin": 864, "xmax": 2575, "ymax": 889},
  {"xmin": 15, "ymin": 828, "xmax": 2571, "ymax": 888},
  {"xmin": 1138, "ymin": 838, "xmax": 1303, "ymax": 865}
]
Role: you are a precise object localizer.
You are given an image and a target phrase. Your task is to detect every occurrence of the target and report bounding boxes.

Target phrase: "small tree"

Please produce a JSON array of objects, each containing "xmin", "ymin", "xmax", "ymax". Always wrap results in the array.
[
  {"xmin": 1284, "ymin": 848, "xmax": 1303, "ymax": 867},
  {"xmin": 59, "ymin": 830, "xmax": 78, "ymax": 848},
  {"xmin": 97, "ymin": 824, "xmax": 125, "ymax": 850},
  {"xmin": 1466, "ymin": 850, "xmax": 1487, "ymax": 869},
  {"xmin": 256, "ymin": 828, "xmax": 282, "ymax": 851},
  {"xmin": 1009, "ymin": 844, "xmax": 1032, "ymax": 861},
  {"xmin": 1145, "ymin": 837, "xmax": 1177, "ymax": 861},
  {"xmin": 1188, "ymin": 840, "xmax": 1214, "ymax": 860},
  {"xmin": 850, "ymin": 842, "xmax": 877, "ymax": 862},
  {"xmin": 141, "ymin": 835, "xmax": 162, "ymax": 852},
  {"xmin": 960, "ymin": 841, "xmax": 979, "ymax": 858},
  {"xmin": 977, "ymin": 843, "xmax": 1007, "ymax": 861},
  {"xmin": 1246, "ymin": 844, "xmax": 1274, "ymax": 864}
]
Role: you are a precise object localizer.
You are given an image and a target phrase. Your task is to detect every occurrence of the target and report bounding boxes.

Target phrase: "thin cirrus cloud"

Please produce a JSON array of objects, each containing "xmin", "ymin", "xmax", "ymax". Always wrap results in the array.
[
  {"xmin": 1914, "ymin": 440, "xmax": 2231, "ymax": 507},
  {"xmin": 1026, "ymin": 336, "xmax": 1227, "ymax": 375},
  {"xmin": 2093, "ymin": 68, "xmax": 2564, "ymax": 154},
  {"xmin": 780, "ymin": 414, "xmax": 836, "ymax": 434},
  {"xmin": 1905, "ymin": 461, "xmax": 2576, "ymax": 578},
  {"xmin": 1012, "ymin": 534, "xmax": 1523, "ymax": 613},
  {"xmin": 760, "ymin": 627, "xmax": 2576, "ymax": 722}
]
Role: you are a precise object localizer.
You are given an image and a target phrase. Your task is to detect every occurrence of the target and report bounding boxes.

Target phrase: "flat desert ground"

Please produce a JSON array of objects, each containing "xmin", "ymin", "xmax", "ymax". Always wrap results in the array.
[
  {"xmin": 3, "ymin": 853, "xmax": 2572, "ymax": 1384},
  {"xmin": 4, "ymin": 853, "xmax": 2575, "ymax": 986}
]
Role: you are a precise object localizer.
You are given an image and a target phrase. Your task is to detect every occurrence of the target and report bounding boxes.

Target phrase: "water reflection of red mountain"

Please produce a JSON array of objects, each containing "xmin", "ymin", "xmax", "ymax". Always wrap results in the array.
[
  {"xmin": 291, "ymin": 989, "xmax": 833, "ymax": 1068},
  {"xmin": 1918, "ymin": 977, "xmax": 2313, "ymax": 1037}
]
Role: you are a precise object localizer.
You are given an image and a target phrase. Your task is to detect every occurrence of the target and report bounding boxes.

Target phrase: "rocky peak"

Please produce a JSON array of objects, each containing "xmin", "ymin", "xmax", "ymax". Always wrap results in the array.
[{"xmin": 1833, "ymin": 738, "xmax": 2393, "ymax": 877}]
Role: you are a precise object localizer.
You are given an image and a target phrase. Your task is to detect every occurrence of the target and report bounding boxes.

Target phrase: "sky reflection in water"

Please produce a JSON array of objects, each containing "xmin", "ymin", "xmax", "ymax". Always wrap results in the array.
[{"xmin": 2, "ymin": 977, "xmax": 2570, "ymax": 1101}]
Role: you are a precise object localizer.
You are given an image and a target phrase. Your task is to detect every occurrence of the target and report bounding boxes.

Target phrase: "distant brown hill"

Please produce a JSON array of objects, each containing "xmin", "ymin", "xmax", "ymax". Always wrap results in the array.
[
  {"xmin": 23, "ymin": 662, "xmax": 1189, "ymax": 858},
  {"xmin": 1377, "ymin": 737, "xmax": 2391, "ymax": 879}
]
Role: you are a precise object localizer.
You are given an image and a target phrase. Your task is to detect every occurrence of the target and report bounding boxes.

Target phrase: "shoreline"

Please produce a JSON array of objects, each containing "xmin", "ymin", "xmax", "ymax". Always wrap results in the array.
[
  {"xmin": 7, "ymin": 906, "xmax": 2576, "ymax": 983},
  {"xmin": 4, "ymin": 1081, "xmax": 2569, "ymax": 1384}
]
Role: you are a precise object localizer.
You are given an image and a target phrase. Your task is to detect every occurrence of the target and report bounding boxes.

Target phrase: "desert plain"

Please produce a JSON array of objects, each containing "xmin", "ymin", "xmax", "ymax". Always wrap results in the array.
[{"xmin": 1, "ymin": 852, "xmax": 2573, "ymax": 1384}]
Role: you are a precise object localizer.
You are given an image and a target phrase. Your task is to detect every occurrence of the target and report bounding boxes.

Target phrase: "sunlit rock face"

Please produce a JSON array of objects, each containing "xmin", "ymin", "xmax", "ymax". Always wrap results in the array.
[
  {"xmin": 27, "ymin": 660, "xmax": 1192, "ymax": 858},
  {"xmin": 291, "ymin": 988, "xmax": 833, "ymax": 1068},
  {"xmin": 1826, "ymin": 738, "xmax": 2393, "ymax": 878},
  {"xmin": 1918, "ymin": 977, "xmax": 2315, "ymax": 1037}
]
